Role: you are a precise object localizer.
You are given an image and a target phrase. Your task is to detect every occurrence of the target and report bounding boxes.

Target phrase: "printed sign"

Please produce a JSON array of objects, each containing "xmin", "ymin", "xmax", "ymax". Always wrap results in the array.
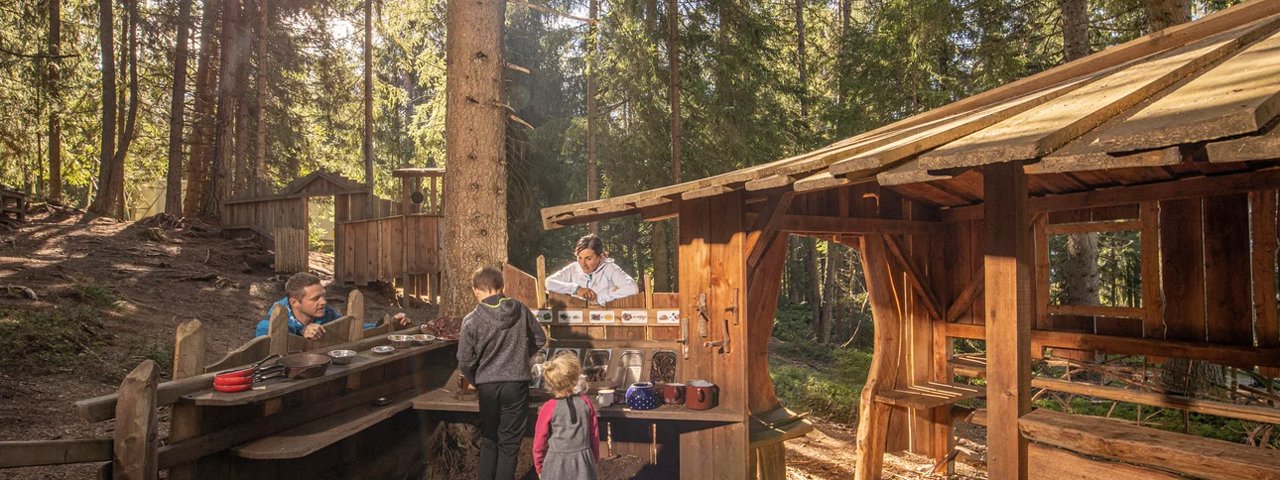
[
  {"xmin": 588, "ymin": 310, "xmax": 617, "ymax": 324},
  {"xmin": 620, "ymin": 310, "xmax": 649, "ymax": 325},
  {"xmin": 533, "ymin": 310, "xmax": 554, "ymax": 324},
  {"xmin": 557, "ymin": 310, "xmax": 585, "ymax": 324},
  {"xmin": 655, "ymin": 309, "xmax": 681, "ymax": 325}
]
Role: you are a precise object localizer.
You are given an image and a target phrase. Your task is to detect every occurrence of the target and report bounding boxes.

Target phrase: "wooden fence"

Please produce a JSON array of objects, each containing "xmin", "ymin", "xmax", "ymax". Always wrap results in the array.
[{"xmin": 338, "ymin": 214, "xmax": 441, "ymax": 297}]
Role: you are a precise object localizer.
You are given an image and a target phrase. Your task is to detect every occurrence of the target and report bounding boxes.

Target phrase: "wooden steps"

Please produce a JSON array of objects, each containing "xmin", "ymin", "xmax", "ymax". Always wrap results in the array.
[
  {"xmin": 1019, "ymin": 408, "xmax": 1280, "ymax": 480},
  {"xmin": 874, "ymin": 382, "xmax": 986, "ymax": 410}
]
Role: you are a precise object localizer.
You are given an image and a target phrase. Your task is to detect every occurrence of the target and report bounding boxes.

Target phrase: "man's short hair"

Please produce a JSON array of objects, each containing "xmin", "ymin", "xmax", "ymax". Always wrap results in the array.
[
  {"xmin": 285, "ymin": 273, "xmax": 322, "ymax": 300},
  {"xmin": 575, "ymin": 234, "xmax": 604, "ymax": 256},
  {"xmin": 472, "ymin": 267, "xmax": 505, "ymax": 291}
]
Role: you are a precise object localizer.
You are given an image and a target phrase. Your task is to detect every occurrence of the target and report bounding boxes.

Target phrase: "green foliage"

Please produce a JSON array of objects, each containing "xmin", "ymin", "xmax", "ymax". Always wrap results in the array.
[
  {"xmin": 770, "ymin": 346, "xmax": 872, "ymax": 425},
  {"xmin": 71, "ymin": 278, "xmax": 120, "ymax": 308},
  {"xmin": 125, "ymin": 338, "xmax": 174, "ymax": 375},
  {"xmin": 0, "ymin": 305, "xmax": 104, "ymax": 374}
]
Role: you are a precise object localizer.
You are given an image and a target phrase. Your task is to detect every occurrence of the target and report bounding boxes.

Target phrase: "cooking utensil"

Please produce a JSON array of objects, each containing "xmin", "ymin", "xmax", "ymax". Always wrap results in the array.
[
  {"xmin": 214, "ymin": 354, "xmax": 281, "ymax": 380},
  {"xmin": 328, "ymin": 349, "xmax": 357, "ymax": 365},
  {"xmin": 276, "ymin": 352, "xmax": 332, "ymax": 379}
]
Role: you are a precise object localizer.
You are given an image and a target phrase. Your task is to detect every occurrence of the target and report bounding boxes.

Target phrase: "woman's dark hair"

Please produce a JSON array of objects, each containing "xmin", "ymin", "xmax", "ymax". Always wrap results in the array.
[{"xmin": 575, "ymin": 234, "xmax": 604, "ymax": 256}]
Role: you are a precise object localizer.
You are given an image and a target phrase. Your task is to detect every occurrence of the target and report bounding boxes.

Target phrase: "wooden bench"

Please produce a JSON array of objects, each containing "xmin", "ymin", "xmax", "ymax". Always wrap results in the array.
[
  {"xmin": 229, "ymin": 388, "xmax": 420, "ymax": 459},
  {"xmin": 874, "ymin": 382, "xmax": 986, "ymax": 409},
  {"xmin": 1019, "ymin": 408, "xmax": 1280, "ymax": 480},
  {"xmin": 1, "ymin": 188, "xmax": 26, "ymax": 222},
  {"xmin": 748, "ymin": 407, "xmax": 813, "ymax": 448}
]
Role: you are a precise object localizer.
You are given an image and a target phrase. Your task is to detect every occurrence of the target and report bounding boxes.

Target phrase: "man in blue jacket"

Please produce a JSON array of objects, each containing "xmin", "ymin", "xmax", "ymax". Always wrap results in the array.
[{"xmin": 254, "ymin": 272, "xmax": 408, "ymax": 339}]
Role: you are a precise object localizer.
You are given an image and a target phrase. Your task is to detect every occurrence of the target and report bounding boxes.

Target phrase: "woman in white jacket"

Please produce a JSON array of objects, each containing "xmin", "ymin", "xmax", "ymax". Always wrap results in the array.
[{"xmin": 545, "ymin": 235, "xmax": 639, "ymax": 306}]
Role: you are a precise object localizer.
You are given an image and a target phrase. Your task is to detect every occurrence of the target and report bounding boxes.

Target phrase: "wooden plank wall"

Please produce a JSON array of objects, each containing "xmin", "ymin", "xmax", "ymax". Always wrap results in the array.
[
  {"xmin": 942, "ymin": 190, "xmax": 1280, "ymax": 373},
  {"xmin": 272, "ymin": 228, "xmax": 308, "ymax": 273},
  {"xmin": 337, "ymin": 214, "xmax": 441, "ymax": 289}
]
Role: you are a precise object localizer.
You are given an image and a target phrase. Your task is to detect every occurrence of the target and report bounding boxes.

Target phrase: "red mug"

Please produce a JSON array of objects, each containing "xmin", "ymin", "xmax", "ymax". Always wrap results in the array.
[
  {"xmin": 662, "ymin": 383, "xmax": 686, "ymax": 405},
  {"xmin": 686, "ymin": 380, "xmax": 718, "ymax": 410}
]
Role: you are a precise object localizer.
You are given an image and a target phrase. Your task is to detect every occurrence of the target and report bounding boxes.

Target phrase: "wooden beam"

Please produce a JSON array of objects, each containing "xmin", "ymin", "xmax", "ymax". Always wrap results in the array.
[
  {"xmin": 1043, "ymin": 219, "xmax": 1141, "ymax": 234},
  {"xmin": 940, "ymin": 166, "xmax": 1280, "ymax": 222},
  {"xmin": 1018, "ymin": 408, "xmax": 1280, "ymax": 480},
  {"xmin": 1207, "ymin": 123, "xmax": 1280, "ymax": 163},
  {"xmin": 883, "ymin": 235, "xmax": 943, "ymax": 321},
  {"xmin": 0, "ymin": 438, "xmax": 113, "ymax": 468},
  {"xmin": 746, "ymin": 192, "xmax": 794, "ymax": 270},
  {"xmin": 1140, "ymin": 202, "xmax": 1164, "ymax": 340},
  {"xmin": 1044, "ymin": 304, "xmax": 1144, "ymax": 318},
  {"xmin": 943, "ymin": 322, "xmax": 1280, "ymax": 368},
  {"xmin": 114, "ymin": 361, "xmax": 159, "ymax": 480},
  {"xmin": 945, "ymin": 271, "xmax": 984, "ymax": 323},
  {"xmin": 792, "ymin": 171, "xmax": 852, "ymax": 192},
  {"xmin": 780, "ymin": 214, "xmax": 944, "ymax": 236},
  {"xmin": 982, "ymin": 162, "xmax": 1030, "ymax": 480},
  {"xmin": 1254, "ymin": 191, "xmax": 1280, "ymax": 377},
  {"xmin": 744, "ymin": 174, "xmax": 797, "ymax": 191},
  {"xmin": 682, "ymin": 184, "xmax": 739, "ymax": 200},
  {"xmin": 1034, "ymin": 377, "xmax": 1280, "ymax": 425},
  {"xmin": 1029, "ymin": 146, "xmax": 1183, "ymax": 175}
]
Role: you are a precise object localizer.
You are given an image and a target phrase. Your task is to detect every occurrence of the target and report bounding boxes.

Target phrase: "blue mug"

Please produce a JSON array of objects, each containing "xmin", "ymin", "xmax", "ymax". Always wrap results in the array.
[{"xmin": 625, "ymin": 382, "xmax": 661, "ymax": 410}]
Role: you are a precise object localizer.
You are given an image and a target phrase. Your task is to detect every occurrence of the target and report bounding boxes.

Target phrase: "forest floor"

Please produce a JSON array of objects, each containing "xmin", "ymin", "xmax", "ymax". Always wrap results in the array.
[{"xmin": 0, "ymin": 207, "xmax": 986, "ymax": 479}]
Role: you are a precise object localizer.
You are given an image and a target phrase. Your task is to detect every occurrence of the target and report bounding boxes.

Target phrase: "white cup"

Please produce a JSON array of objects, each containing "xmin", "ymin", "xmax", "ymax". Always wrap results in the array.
[{"xmin": 596, "ymin": 388, "xmax": 615, "ymax": 407}]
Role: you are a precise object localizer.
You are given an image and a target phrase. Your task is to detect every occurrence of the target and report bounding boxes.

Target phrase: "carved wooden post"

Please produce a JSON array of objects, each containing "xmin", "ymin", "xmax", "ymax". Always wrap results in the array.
[
  {"xmin": 113, "ymin": 360, "xmax": 159, "ymax": 480},
  {"xmin": 268, "ymin": 303, "xmax": 288, "ymax": 356},
  {"xmin": 168, "ymin": 320, "xmax": 204, "ymax": 480},
  {"xmin": 348, "ymin": 289, "xmax": 366, "ymax": 390},
  {"xmin": 535, "ymin": 255, "xmax": 547, "ymax": 309}
]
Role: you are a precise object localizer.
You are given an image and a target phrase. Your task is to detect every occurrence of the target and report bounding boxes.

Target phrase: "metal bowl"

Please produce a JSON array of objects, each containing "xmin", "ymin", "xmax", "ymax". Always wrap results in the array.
[
  {"xmin": 371, "ymin": 345, "xmax": 396, "ymax": 355},
  {"xmin": 411, "ymin": 334, "xmax": 435, "ymax": 345},
  {"xmin": 387, "ymin": 334, "xmax": 413, "ymax": 349},
  {"xmin": 328, "ymin": 349, "xmax": 357, "ymax": 365}
]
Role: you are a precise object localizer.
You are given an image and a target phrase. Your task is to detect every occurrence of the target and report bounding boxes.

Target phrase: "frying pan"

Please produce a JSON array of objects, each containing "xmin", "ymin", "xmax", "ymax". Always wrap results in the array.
[
  {"xmin": 214, "ymin": 354, "xmax": 281, "ymax": 380},
  {"xmin": 213, "ymin": 365, "xmax": 286, "ymax": 386},
  {"xmin": 276, "ymin": 352, "xmax": 332, "ymax": 379}
]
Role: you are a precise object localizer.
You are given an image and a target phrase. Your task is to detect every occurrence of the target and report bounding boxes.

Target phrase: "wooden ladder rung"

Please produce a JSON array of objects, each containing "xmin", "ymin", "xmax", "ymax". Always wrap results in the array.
[{"xmin": 874, "ymin": 382, "xmax": 986, "ymax": 410}]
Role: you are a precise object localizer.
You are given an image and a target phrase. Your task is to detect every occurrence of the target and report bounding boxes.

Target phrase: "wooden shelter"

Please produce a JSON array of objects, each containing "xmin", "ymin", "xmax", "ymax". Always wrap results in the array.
[
  {"xmin": 540, "ymin": 0, "xmax": 1280, "ymax": 477},
  {"xmin": 221, "ymin": 168, "xmax": 444, "ymax": 299}
]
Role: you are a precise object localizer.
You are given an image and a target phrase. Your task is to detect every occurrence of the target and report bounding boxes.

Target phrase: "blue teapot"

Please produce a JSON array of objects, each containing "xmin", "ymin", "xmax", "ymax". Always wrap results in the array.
[{"xmin": 625, "ymin": 382, "xmax": 661, "ymax": 410}]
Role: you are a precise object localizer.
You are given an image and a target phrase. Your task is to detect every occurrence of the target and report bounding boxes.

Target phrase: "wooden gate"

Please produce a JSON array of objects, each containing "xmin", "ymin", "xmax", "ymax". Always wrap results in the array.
[{"xmin": 273, "ymin": 227, "xmax": 308, "ymax": 273}]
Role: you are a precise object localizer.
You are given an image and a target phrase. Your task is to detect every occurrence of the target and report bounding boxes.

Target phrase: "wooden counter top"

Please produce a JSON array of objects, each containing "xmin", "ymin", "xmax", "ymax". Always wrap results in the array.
[
  {"xmin": 411, "ymin": 387, "xmax": 742, "ymax": 423},
  {"xmin": 184, "ymin": 340, "xmax": 456, "ymax": 406}
]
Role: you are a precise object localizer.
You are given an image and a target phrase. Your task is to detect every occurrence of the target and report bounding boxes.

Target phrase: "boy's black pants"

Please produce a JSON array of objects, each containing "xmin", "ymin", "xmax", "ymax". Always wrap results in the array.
[{"xmin": 476, "ymin": 381, "xmax": 529, "ymax": 480}]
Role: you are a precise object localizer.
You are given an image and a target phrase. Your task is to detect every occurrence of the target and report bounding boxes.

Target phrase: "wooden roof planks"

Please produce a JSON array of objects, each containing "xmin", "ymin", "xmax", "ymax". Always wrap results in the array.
[
  {"xmin": 920, "ymin": 16, "xmax": 1280, "ymax": 170},
  {"xmin": 1092, "ymin": 27, "xmax": 1280, "ymax": 152}
]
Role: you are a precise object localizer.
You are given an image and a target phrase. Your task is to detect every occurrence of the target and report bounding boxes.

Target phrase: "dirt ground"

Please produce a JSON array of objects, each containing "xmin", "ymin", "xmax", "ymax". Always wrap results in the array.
[{"xmin": 0, "ymin": 207, "xmax": 986, "ymax": 479}]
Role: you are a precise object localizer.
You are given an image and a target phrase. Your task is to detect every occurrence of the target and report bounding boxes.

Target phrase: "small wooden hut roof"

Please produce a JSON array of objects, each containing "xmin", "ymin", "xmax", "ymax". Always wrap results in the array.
[
  {"xmin": 542, "ymin": 0, "xmax": 1280, "ymax": 229},
  {"xmin": 280, "ymin": 170, "xmax": 369, "ymax": 196}
]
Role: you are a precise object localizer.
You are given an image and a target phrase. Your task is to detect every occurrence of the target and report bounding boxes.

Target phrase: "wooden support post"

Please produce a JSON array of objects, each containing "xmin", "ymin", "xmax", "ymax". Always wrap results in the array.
[
  {"xmin": 854, "ymin": 235, "xmax": 903, "ymax": 480},
  {"xmin": 983, "ymin": 162, "xmax": 1031, "ymax": 480},
  {"xmin": 268, "ymin": 303, "xmax": 288, "ymax": 356},
  {"xmin": 536, "ymin": 255, "xmax": 547, "ymax": 309},
  {"xmin": 348, "ymin": 289, "xmax": 366, "ymax": 391},
  {"xmin": 167, "ymin": 320, "xmax": 204, "ymax": 480},
  {"xmin": 1251, "ymin": 191, "xmax": 1279, "ymax": 377},
  {"xmin": 114, "ymin": 360, "xmax": 159, "ymax": 480}
]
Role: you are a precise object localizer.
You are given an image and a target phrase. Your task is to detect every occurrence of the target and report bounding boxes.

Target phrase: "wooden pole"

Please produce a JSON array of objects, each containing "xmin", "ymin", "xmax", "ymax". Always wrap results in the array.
[
  {"xmin": 167, "ymin": 320, "xmax": 204, "ymax": 480},
  {"xmin": 982, "ymin": 162, "xmax": 1031, "ymax": 479},
  {"xmin": 268, "ymin": 303, "xmax": 288, "ymax": 356},
  {"xmin": 113, "ymin": 360, "xmax": 159, "ymax": 480},
  {"xmin": 535, "ymin": 255, "xmax": 547, "ymax": 309},
  {"xmin": 853, "ymin": 235, "xmax": 902, "ymax": 480},
  {"xmin": 347, "ymin": 289, "xmax": 366, "ymax": 390}
]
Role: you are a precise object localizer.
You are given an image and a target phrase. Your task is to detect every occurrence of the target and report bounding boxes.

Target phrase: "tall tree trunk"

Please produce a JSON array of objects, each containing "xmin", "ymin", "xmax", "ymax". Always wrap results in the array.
[
  {"xmin": 47, "ymin": 0, "xmax": 62, "ymax": 203},
  {"xmin": 821, "ymin": 243, "xmax": 839, "ymax": 344},
  {"xmin": 233, "ymin": 2, "xmax": 251, "ymax": 199},
  {"xmin": 666, "ymin": 0, "xmax": 681, "ymax": 184},
  {"xmin": 363, "ymin": 0, "xmax": 373, "ymax": 202},
  {"xmin": 185, "ymin": 0, "xmax": 220, "ymax": 215},
  {"xmin": 1144, "ymin": 0, "xmax": 1190, "ymax": 32},
  {"xmin": 166, "ymin": 0, "xmax": 193, "ymax": 215},
  {"xmin": 89, "ymin": 0, "xmax": 118, "ymax": 216},
  {"xmin": 652, "ymin": 220, "xmax": 670, "ymax": 290},
  {"xmin": 440, "ymin": 0, "xmax": 508, "ymax": 317},
  {"xmin": 254, "ymin": 0, "xmax": 268, "ymax": 195},
  {"xmin": 795, "ymin": 0, "xmax": 807, "ymax": 121},
  {"xmin": 205, "ymin": 0, "xmax": 241, "ymax": 216},
  {"xmin": 586, "ymin": 0, "xmax": 599, "ymax": 234},
  {"xmin": 1060, "ymin": 0, "xmax": 1089, "ymax": 62}
]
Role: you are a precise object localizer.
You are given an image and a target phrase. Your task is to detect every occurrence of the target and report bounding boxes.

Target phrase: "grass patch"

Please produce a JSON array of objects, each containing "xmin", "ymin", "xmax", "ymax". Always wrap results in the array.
[
  {"xmin": 71, "ymin": 279, "xmax": 120, "ymax": 307},
  {"xmin": 0, "ymin": 305, "xmax": 106, "ymax": 374},
  {"xmin": 770, "ymin": 344, "xmax": 871, "ymax": 425},
  {"xmin": 124, "ymin": 338, "xmax": 174, "ymax": 375}
]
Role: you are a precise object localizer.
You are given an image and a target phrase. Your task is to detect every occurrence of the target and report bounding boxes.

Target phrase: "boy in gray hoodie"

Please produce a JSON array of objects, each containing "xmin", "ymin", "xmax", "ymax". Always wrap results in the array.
[{"xmin": 457, "ymin": 266, "xmax": 548, "ymax": 480}]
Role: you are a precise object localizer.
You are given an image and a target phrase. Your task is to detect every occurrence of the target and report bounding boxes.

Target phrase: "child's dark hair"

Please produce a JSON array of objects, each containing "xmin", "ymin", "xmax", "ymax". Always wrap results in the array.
[
  {"xmin": 575, "ymin": 234, "xmax": 604, "ymax": 256},
  {"xmin": 471, "ymin": 266, "xmax": 505, "ymax": 291}
]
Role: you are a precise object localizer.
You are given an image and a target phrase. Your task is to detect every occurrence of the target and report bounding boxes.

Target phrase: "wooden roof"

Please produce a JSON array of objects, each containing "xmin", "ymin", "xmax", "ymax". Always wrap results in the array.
[
  {"xmin": 542, "ymin": 0, "xmax": 1280, "ymax": 229},
  {"xmin": 280, "ymin": 170, "xmax": 369, "ymax": 196}
]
